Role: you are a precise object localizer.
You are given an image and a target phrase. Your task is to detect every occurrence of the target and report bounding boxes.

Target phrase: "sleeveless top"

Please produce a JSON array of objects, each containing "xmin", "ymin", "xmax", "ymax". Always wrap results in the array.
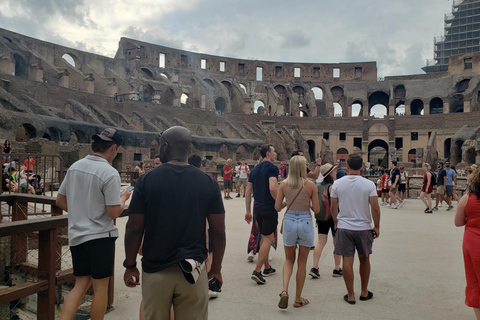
[
  {"xmin": 465, "ymin": 193, "xmax": 480, "ymax": 237},
  {"xmin": 285, "ymin": 179, "xmax": 310, "ymax": 211}
]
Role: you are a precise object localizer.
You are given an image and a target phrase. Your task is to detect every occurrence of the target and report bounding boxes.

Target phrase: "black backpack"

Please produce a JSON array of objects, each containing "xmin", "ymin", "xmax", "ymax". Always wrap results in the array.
[{"xmin": 430, "ymin": 171, "xmax": 437, "ymax": 185}]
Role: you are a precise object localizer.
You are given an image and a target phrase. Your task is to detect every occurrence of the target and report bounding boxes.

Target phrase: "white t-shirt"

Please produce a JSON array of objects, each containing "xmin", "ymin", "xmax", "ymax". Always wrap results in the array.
[
  {"xmin": 315, "ymin": 173, "xmax": 324, "ymax": 184},
  {"xmin": 331, "ymin": 175, "xmax": 377, "ymax": 231},
  {"xmin": 238, "ymin": 165, "xmax": 249, "ymax": 179},
  {"xmin": 235, "ymin": 165, "xmax": 240, "ymax": 178}
]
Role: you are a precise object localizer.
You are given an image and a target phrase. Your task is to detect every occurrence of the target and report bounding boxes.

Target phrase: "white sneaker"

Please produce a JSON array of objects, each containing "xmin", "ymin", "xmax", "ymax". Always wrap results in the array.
[
  {"xmin": 209, "ymin": 290, "xmax": 218, "ymax": 299},
  {"xmin": 247, "ymin": 252, "xmax": 255, "ymax": 262},
  {"xmin": 392, "ymin": 202, "xmax": 399, "ymax": 209},
  {"xmin": 380, "ymin": 202, "xmax": 385, "ymax": 206},
  {"xmin": 386, "ymin": 204, "xmax": 391, "ymax": 208},
  {"xmin": 269, "ymin": 256, "xmax": 273, "ymax": 261},
  {"xmin": 399, "ymin": 201, "xmax": 404, "ymax": 208},
  {"xmin": 439, "ymin": 203, "xmax": 442, "ymax": 207}
]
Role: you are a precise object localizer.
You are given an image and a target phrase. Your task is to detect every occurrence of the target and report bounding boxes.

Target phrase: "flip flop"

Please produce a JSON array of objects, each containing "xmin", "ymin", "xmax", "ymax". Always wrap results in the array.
[
  {"xmin": 360, "ymin": 291, "xmax": 374, "ymax": 301},
  {"xmin": 344, "ymin": 294, "xmax": 356, "ymax": 305},
  {"xmin": 278, "ymin": 291, "xmax": 289, "ymax": 309},
  {"xmin": 293, "ymin": 297, "xmax": 309, "ymax": 308}
]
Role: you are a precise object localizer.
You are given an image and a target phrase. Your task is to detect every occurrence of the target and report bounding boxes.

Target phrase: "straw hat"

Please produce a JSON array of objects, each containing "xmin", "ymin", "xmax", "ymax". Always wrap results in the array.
[{"xmin": 320, "ymin": 163, "xmax": 338, "ymax": 177}]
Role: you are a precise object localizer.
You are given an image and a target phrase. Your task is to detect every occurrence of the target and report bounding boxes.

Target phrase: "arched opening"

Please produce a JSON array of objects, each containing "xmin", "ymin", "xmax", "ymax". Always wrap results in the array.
[
  {"xmin": 141, "ymin": 67, "xmax": 154, "ymax": 79},
  {"xmin": 333, "ymin": 102, "xmax": 343, "ymax": 117},
  {"xmin": 181, "ymin": 93, "xmax": 189, "ymax": 106},
  {"xmin": 300, "ymin": 110, "xmax": 308, "ymax": 117},
  {"xmin": 236, "ymin": 145, "xmax": 247, "ymax": 161},
  {"xmin": 15, "ymin": 123, "xmax": 37, "ymax": 142},
  {"xmin": 72, "ymin": 130, "xmax": 89, "ymax": 144},
  {"xmin": 368, "ymin": 91, "xmax": 389, "ymax": 116},
  {"xmin": 444, "ymin": 138, "xmax": 451, "ymax": 160},
  {"xmin": 370, "ymin": 104, "xmax": 388, "ymax": 118},
  {"xmin": 336, "ymin": 148, "xmax": 349, "ymax": 163},
  {"xmin": 253, "ymin": 100, "xmax": 265, "ymax": 114},
  {"xmin": 62, "ymin": 54, "xmax": 76, "ymax": 68},
  {"xmin": 219, "ymin": 144, "xmax": 229, "ymax": 160},
  {"xmin": 395, "ymin": 101, "xmax": 405, "ymax": 115},
  {"xmin": 408, "ymin": 148, "xmax": 417, "ymax": 163},
  {"xmin": 466, "ymin": 147, "xmax": 476, "ymax": 164},
  {"xmin": 46, "ymin": 127, "xmax": 60, "ymax": 142},
  {"xmin": 13, "ymin": 53, "xmax": 27, "ymax": 77},
  {"xmin": 150, "ymin": 138, "xmax": 159, "ymax": 159},
  {"xmin": 311, "ymin": 87, "xmax": 324, "ymax": 100},
  {"xmin": 239, "ymin": 83, "xmax": 247, "ymax": 94},
  {"xmin": 203, "ymin": 78, "xmax": 214, "ymax": 87},
  {"xmin": 42, "ymin": 133, "xmax": 52, "ymax": 140},
  {"xmin": 141, "ymin": 84, "xmax": 154, "ymax": 102},
  {"xmin": 455, "ymin": 140, "xmax": 463, "ymax": 164},
  {"xmin": 160, "ymin": 88, "xmax": 175, "ymax": 106},
  {"xmin": 456, "ymin": 79, "xmax": 470, "ymax": 93},
  {"xmin": 293, "ymin": 86, "xmax": 305, "ymax": 96},
  {"xmin": 307, "ymin": 140, "xmax": 316, "ymax": 162},
  {"xmin": 429, "ymin": 97, "xmax": 443, "ymax": 114},
  {"xmin": 394, "ymin": 85, "xmax": 406, "ymax": 104},
  {"xmin": 331, "ymin": 86, "xmax": 344, "ymax": 101},
  {"xmin": 214, "ymin": 97, "xmax": 226, "ymax": 113},
  {"xmin": 160, "ymin": 73, "xmax": 169, "ymax": 79},
  {"xmin": 368, "ymin": 139, "xmax": 389, "ymax": 166},
  {"xmin": 351, "ymin": 101, "xmax": 363, "ymax": 117},
  {"xmin": 411, "ymin": 99, "xmax": 424, "ymax": 115}
]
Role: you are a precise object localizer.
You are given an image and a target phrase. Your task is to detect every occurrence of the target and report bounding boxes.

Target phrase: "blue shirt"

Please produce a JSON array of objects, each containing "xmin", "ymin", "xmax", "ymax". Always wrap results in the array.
[
  {"xmin": 445, "ymin": 168, "xmax": 456, "ymax": 186},
  {"xmin": 248, "ymin": 161, "xmax": 279, "ymax": 211}
]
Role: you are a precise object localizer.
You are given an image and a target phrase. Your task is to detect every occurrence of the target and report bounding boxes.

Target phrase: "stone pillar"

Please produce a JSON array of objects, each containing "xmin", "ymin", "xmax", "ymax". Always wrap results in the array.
[
  {"xmin": 389, "ymin": 105, "xmax": 395, "ymax": 116},
  {"xmin": 0, "ymin": 58, "xmax": 14, "ymax": 75},
  {"xmin": 201, "ymin": 95, "xmax": 206, "ymax": 110},
  {"xmin": 464, "ymin": 100, "xmax": 471, "ymax": 112},
  {"xmin": 424, "ymin": 103, "xmax": 430, "ymax": 115},
  {"xmin": 405, "ymin": 103, "xmax": 411, "ymax": 115},
  {"xmin": 362, "ymin": 141, "xmax": 369, "ymax": 164},
  {"xmin": 84, "ymin": 73, "xmax": 95, "ymax": 93},
  {"xmin": 443, "ymin": 102, "xmax": 450, "ymax": 114},
  {"xmin": 363, "ymin": 105, "xmax": 369, "ymax": 117},
  {"xmin": 58, "ymin": 70, "xmax": 69, "ymax": 88},
  {"xmin": 346, "ymin": 104, "xmax": 352, "ymax": 117}
]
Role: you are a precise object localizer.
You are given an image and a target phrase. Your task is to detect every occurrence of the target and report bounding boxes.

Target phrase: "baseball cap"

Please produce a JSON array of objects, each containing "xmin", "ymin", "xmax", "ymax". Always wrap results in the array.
[{"xmin": 92, "ymin": 128, "xmax": 124, "ymax": 145}]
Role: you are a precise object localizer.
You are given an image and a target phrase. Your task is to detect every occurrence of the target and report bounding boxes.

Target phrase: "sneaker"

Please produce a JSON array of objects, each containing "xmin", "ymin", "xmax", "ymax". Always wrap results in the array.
[
  {"xmin": 224, "ymin": 196, "xmax": 228, "ymax": 200},
  {"xmin": 251, "ymin": 270, "xmax": 266, "ymax": 284},
  {"xmin": 424, "ymin": 208, "xmax": 430, "ymax": 213},
  {"xmin": 392, "ymin": 202, "xmax": 399, "ymax": 209},
  {"xmin": 399, "ymin": 201, "xmax": 404, "ymax": 208},
  {"xmin": 228, "ymin": 196, "xmax": 233, "ymax": 199},
  {"xmin": 263, "ymin": 266, "xmax": 276, "ymax": 277},
  {"xmin": 268, "ymin": 256, "xmax": 273, "ymax": 261},
  {"xmin": 309, "ymin": 268, "xmax": 320, "ymax": 279},
  {"xmin": 425, "ymin": 210, "xmax": 433, "ymax": 214},
  {"xmin": 385, "ymin": 204, "xmax": 391, "ymax": 208},
  {"xmin": 236, "ymin": 194, "xmax": 241, "ymax": 198},
  {"xmin": 209, "ymin": 290, "xmax": 218, "ymax": 299},
  {"xmin": 439, "ymin": 203, "xmax": 442, "ymax": 207},
  {"xmin": 380, "ymin": 202, "xmax": 386, "ymax": 206},
  {"xmin": 432, "ymin": 207, "xmax": 438, "ymax": 211},
  {"xmin": 247, "ymin": 252, "xmax": 255, "ymax": 262},
  {"xmin": 332, "ymin": 268, "xmax": 343, "ymax": 277},
  {"xmin": 446, "ymin": 206, "xmax": 454, "ymax": 211}
]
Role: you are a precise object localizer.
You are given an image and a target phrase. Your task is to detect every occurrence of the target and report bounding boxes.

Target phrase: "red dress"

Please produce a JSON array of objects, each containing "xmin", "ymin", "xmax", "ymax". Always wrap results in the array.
[
  {"xmin": 463, "ymin": 194, "xmax": 480, "ymax": 308},
  {"xmin": 421, "ymin": 173, "xmax": 433, "ymax": 194}
]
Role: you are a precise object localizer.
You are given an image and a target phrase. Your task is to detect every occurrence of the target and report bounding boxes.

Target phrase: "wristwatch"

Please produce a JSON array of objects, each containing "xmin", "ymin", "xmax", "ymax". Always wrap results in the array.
[{"xmin": 123, "ymin": 260, "xmax": 137, "ymax": 269}]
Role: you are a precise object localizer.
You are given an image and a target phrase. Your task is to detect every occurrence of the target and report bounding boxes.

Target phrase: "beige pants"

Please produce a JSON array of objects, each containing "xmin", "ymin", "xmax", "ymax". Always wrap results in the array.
[{"xmin": 142, "ymin": 265, "xmax": 208, "ymax": 320}]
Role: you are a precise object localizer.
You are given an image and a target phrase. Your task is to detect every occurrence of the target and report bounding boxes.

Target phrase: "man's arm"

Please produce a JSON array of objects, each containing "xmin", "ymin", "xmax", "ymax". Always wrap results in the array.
[
  {"xmin": 56, "ymin": 194, "xmax": 68, "ymax": 211},
  {"xmin": 207, "ymin": 213, "xmax": 226, "ymax": 287},
  {"xmin": 106, "ymin": 190, "xmax": 131, "ymax": 219},
  {"xmin": 369, "ymin": 196, "xmax": 380, "ymax": 238},
  {"xmin": 269, "ymin": 176, "xmax": 279, "ymax": 200},
  {"xmin": 307, "ymin": 157, "xmax": 322, "ymax": 180},
  {"xmin": 245, "ymin": 182, "xmax": 253, "ymax": 224},
  {"xmin": 123, "ymin": 213, "xmax": 145, "ymax": 287},
  {"xmin": 444, "ymin": 174, "xmax": 447, "ymax": 186}
]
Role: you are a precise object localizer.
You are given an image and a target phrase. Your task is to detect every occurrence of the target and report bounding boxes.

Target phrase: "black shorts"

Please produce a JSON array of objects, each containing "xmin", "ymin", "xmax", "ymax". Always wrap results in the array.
[
  {"xmin": 70, "ymin": 237, "xmax": 117, "ymax": 279},
  {"xmin": 316, "ymin": 218, "xmax": 336, "ymax": 236},
  {"xmin": 381, "ymin": 189, "xmax": 389, "ymax": 193},
  {"xmin": 254, "ymin": 209, "xmax": 278, "ymax": 236},
  {"xmin": 223, "ymin": 179, "xmax": 232, "ymax": 190},
  {"xmin": 398, "ymin": 184, "xmax": 406, "ymax": 192}
]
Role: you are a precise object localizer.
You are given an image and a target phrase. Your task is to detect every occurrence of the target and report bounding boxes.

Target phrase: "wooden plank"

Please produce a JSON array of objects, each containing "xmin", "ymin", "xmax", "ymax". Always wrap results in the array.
[
  {"xmin": 0, "ymin": 194, "xmax": 57, "ymax": 206},
  {"xmin": 37, "ymin": 229, "xmax": 56, "ymax": 320},
  {"xmin": 55, "ymin": 269, "xmax": 75, "ymax": 286},
  {"xmin": 0, "ymin": 280, "xmax": 48, "ymax": 305},
  {"xmin": 0, "ymin": 215, "xmax": 68, "ymax": 237}
]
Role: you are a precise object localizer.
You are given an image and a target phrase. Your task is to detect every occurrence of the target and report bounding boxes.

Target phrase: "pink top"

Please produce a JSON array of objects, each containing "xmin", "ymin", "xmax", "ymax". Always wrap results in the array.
[{"xmin": 285, "ymin": 180, "xmax": 311, "ymax": 211}]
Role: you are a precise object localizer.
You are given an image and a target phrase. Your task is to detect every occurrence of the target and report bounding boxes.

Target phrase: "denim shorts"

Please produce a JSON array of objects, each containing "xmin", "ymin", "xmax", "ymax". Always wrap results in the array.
[{"xmin": 282, "ymin": 210, "xmax": 314, "ymax": 247}]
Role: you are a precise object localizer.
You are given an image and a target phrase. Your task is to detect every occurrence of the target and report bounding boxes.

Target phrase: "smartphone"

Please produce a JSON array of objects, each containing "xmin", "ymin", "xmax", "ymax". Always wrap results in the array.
[{"xmin": 120, "ymin": 186, "xmax": 134, "ymax": 194}]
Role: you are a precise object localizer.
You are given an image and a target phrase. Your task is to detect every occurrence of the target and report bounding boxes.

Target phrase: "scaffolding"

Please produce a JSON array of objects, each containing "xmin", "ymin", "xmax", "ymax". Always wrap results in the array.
[{"xmin": 423, "ymin": 0, "xmax": 480, "ymax": 73}]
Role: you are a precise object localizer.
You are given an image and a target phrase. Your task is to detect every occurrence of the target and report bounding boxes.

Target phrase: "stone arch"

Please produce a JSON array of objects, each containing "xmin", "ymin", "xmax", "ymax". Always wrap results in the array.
[
  {"xmin": 395, "ymin": 101, "xmax": 406, "ymax": 115},
  {"xmin": 333, "ymin": 102, "xmax": 343, "ymax": 117},
  {"xmin": 71, "ymin": 130, "xmax": 89, "ymax": 144},
  {"xmin": 331, "ymin": 86, "xmax": 344, "ymax": 102},
  {"xmin": 141, "ymin": 84, "xmax": 154, "ymax": 102},
  {"xmin": 456, "ymin": 79, "xmax": 470, "ymax": 93},
  {"xmin": 300, "ymin": 110, "xmax": 308, "ymax": 117},
  {"xmin": 180, "ymin": 93, "xmax": 189, "ymax": 107},
  {"xmin": 46, "ymin": 127, "xmax": 60, "ymax": 142},
  {"xmin": 429, "ymin": 97, "xmax": 443, "ymax": 114},
  {"xmin": 293, "ymin": 86, "xmax": 305, "ymax": 96},
  {"xmin": 307, "ymin": 140, "xmax": 316, "ymax": 162},
  {"xmin": 274, "ymin": 85, "xmax": 287, "ymax": 95},
  {"xmin": 221, "ymin": 81, "xmax": 232, "ymax": 96},
  {"xmin": 253, "ymin": 100, "xmax": 265, "ymax": 114},
  {"xmin": 368, "ymin": 91, "xmax": 389, "ymax": 115},
  {"xmin": 150, "ymin": 138, "xmax": 159, "ymax": 159},
  {"xmin": 311, "ymin": 87, "xmax": 324, "ymax": 100},
  {"xmin": 454, "ymin": 140, "xmax": 463, "ymax": 164},
  {"xmin": 15, "ymin": 123, "xmax": 37, "ymax": 142},
  {"xmin": 444, "ymin": 138, "xmax": 451, "ymax": 160},
  {"xmin": 411, "ymin": 99, "xmax": 424, "ymax": 115},
  {"xmin": 215, "ymin": 97, "xmax": 226, "ymax": 113},
  {"xmin": 62, "ymin": 53, "xmax": 79, "ymax": 68},
  {"xmin": 219, "ymin": 144, "xmax": 229, "ymax": 160},
  {"xmin": 368, "ymin": 139, "xmax": 389, "ymax": 166},
  {"xmin": 141, "ymin": 67, "xmax": 154, "ymax": 79},
  {"xmin": 13, "ymin": 53, "xmax": 27, "ymax": 77},
  {"xmin": 408, "ymin": 148, "xmax": 417, "ymax": 163},
  {"xmin": 160, "ymin": 87, "xmax": 175, "ymax": 106},
  {"xmin": 239, "ymin": 83, "xmax": 247, "ymax": 94},
  {"xmin": 394, "ymin": 85, "xmax": 406, "ymax": 103},
  {"xmin": 235, "ymin": 145, "xmax": 247, "ymax": 160},
  {"xmin": 370, "ymin": 104, "xmax": 388, "ymax": 118},
  {"xmin": 203, "ymin": 78, "xmax": 214, "ymax": 87},
  {"xmin": 465, "ymin": 145, "xmax": 476, "ymax": 164},
  {"xmin": 337, "ymin": 147, "xmax": 349, "ymax": 163},
  {"xmin": 451, "ymin": 94, "xmax": 464, "ymax": 113},
  {"xmin": 351, "ymin": 100, "xmax": 363, "ymax": 117},
  {"xmin": 160, "ymin": 72, "xmax": 169, "ymax": 79}
]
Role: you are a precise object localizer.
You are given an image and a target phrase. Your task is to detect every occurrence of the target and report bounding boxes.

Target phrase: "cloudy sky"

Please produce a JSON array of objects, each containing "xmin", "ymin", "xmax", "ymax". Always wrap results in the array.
[{"xmin": 1, "ymin": 0, "xmax": 454, "ymax": 77}]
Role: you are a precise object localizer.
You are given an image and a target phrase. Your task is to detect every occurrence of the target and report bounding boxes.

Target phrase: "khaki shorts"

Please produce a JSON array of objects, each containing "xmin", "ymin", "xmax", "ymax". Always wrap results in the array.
[
  {"xmin": 143, "ymin": 265, "xmax": 208, "ymax": 320},
  {"xmin": 237, "ymin": 178, "xmax": 247, "ymax": 187},
  {"xmin": 390, "ymin": 185, "xmax": 399, "ymax": 193},
  {"xmin": 436, "ymin": 185, "xmax": 444, "ymax": 194}
]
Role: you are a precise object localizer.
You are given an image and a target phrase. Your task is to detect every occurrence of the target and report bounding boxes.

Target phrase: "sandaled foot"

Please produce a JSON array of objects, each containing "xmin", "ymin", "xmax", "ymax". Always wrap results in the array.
[
  {"xmin": 360, "ymin": 291, "xmax": 373, "ymax": 301},
  {"xmin": 293, "ymin": 297, "xmax": 309, "ymax": 308},
  {"xmin": 344, "ymin": 294, "xmax": 356, "ymax": 305},
  {"xmin": 278, "ymin": 291, "xmax": 289, "ymax": 309}
]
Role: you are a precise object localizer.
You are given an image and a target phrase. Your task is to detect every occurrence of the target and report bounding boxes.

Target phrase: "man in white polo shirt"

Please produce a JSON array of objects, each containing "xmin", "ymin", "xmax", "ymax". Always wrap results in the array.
[
  {"xmin": 331, "ymin": 153, "xmax": 380, "ymax": 305},
  {"xmin": 56, "ymin": 128, "xmax": 131, "ymax": 320}
]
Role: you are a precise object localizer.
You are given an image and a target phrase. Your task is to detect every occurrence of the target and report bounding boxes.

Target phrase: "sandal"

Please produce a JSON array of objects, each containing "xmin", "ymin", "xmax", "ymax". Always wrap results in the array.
[
  {"xmin": 278, "ymin": 291, "xmax": 289, "ymax": 309},
  {"xmin": 293, "ymin": 297, "xmax": 309, "ymax": 308}
]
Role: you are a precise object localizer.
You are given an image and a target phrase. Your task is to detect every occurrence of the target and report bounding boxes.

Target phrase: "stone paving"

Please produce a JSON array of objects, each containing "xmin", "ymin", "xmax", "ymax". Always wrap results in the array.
[{"xmin": 107, "ymin": 195, "xmax": 470, "ymax": 320}]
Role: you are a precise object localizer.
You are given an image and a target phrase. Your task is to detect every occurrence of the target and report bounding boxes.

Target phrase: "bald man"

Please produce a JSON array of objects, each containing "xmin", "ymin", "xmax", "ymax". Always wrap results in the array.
[{"xmin": 124, "ymin": 126, "xmax": 226, "ymax": 320}]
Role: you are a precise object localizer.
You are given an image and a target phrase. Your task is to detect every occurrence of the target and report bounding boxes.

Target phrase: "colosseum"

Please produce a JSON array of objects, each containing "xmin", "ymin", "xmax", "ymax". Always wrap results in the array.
[{"xmin": 0, "ymin": 27, "xmax": 479, "ymax": 171}]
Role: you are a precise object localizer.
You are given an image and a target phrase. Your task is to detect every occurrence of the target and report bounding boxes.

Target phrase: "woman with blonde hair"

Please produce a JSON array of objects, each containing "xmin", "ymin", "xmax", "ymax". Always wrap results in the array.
[
  {"xmin": 455, "ymin": 166, "xmax": 480, "ymax": 319},
  {"xmin": 419, "ymin": 162, "xmax": 433, "ymax": 213},
  {"xmin": 275, "ymin": 155, "xmax": 320, "ymax": 309}
]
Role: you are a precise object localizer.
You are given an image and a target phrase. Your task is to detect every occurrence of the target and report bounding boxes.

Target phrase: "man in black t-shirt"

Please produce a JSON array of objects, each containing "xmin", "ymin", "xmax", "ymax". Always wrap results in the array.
[
  {"xmin": 124, "ymin": 126, "xmax": 226, "ymax": 320},
  {"xmin": 433, "ymin": 162, "xmax": 447, "ymax": 211},
  {"xmin": 388, "ymin": 161, "xmax": 401, "ymax": 209},
  {"xmin": 245, "ymin": 144, "xmax": 279, "ymax": 284}
]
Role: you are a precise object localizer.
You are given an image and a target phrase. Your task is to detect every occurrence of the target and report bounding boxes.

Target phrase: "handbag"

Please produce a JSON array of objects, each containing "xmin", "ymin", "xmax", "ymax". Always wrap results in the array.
[{"xmin": 280, "ymin": 180, "xmax": 305, "ymax": 234}]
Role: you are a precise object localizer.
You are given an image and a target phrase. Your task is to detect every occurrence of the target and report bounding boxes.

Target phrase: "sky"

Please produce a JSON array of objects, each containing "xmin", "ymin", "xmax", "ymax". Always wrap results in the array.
[{"xmin": 0, "ymin": 0, "xmax": 454, "ymax": 78}]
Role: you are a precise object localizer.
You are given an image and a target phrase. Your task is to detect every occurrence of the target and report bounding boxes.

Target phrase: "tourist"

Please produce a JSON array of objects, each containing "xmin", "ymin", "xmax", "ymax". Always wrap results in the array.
[
  {"xmin": 419, "ymin": 163, "xmax": 434, "ymax": 213},
  {"xmin": 236, "ymin": 159, "xmax": 249, "ymax": 198},
  {"xmin": 398, "ymin": 165, "xmax": 408, "ymax": 205},
  {"xmin": 285, "ymin": 150, "xmax": 322, "ymax": 180},
  {"xmin": 3, "ymin": 140, "xmax": 12, "ymax": 164},
  {"xmin": 444, "ymin": 161, "xmax": 456, "ymax": 211},
  {"xmin": 24, "ymin": 156, "xmax": 35, "ymax": 174},
  {"xmin": 388, "ymin": 161, "xmax": 401, "ymax": 209},
  {"xmin": 310, "ymin": 163, "xmax": 343, "ymax": 279},
  {"xmin": 56, "ymin": 128, "xmax": 131, "ymax": 320},
  {"xmin": 465, "ymin": 165, "xmax": 478, "ymax": 192},
  {"xmin": 234, "ymin": 161, "xmax": 240, "ymax": 194},
  {"xmin": 245, "ymin": 144, "xmax": 279, "ymax": 285},
  {"xmin": 18, "ymin": 165, "xmax": 35, "ymax": 194},
  {"xmin": 124, "ymin": 126, "xmax": 226, "ymax": 320},
  {"xmin": 223, "ymin": 158, "xmax": 234, "ymax": 199},
  {"xmin": 331, "ymin": 153, "xmax": 380, "ymax": 304},
  {"xmin": 380, "ymin": 169, "xmax": 390, "ymax": 206},
  {"xmin": 135, "ymin": 162, "xmax": 145, "ymax": 176},
  {"xmin": 451, "ymin": 165, "xmax": 461, "ymax": 203},
  {"xmin": 455, "ymin": 166, "xmax": 480, "ymax": 319},
  {"xmin": 275, "ymin": 155, "xmax": 320, "ymax": 309},
  {"xmin": 3, "ymin": 158, "xmax": 18, "ymax": 174},
  {"xmin": 433, "ymin": 162, "xmax": 447, "ymax": 211},
  {"xmin": 154, "ymin": 155, "xmax": 162, "ymax": 168},
  {"xmin": 1, "ymin": 167, "xmax": 17, "ymax": 193}
]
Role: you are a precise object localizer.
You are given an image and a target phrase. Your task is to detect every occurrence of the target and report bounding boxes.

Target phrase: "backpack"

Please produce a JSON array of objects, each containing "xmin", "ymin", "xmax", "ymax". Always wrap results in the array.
[
  {"xmin": 430, "ymin": 171, "xmax": 437, "ymax": 185},
  {"xmin": 315, "ymin": 182, "xmax": 332, "ymax": 221}
]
